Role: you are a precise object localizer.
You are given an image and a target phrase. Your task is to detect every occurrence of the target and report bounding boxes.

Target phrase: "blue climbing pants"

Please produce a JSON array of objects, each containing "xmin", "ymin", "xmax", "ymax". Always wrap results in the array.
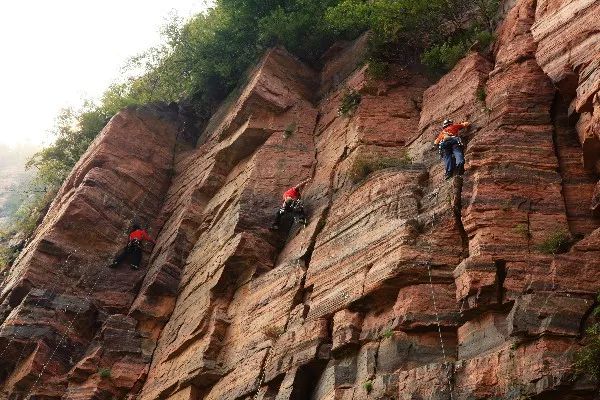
[{"xmin": 440, "ymin": 137, "xmax": 464, "ymax": 177}]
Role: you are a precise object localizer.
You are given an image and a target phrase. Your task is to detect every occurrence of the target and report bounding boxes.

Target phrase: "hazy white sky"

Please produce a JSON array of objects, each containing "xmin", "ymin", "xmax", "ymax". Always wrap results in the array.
[{"xmin": 0, "ymin": 0, "xmax": 212, "ymax": 147}]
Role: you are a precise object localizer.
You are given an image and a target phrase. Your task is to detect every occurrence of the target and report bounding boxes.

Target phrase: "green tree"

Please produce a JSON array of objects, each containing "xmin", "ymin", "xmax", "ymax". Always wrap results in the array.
[{"xmin": 326, "ymin": 0, "xmax": 499, "ymax": 70}]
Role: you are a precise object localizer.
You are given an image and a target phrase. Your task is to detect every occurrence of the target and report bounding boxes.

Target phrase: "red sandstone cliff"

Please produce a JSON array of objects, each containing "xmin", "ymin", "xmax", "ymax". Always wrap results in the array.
[{"xmin": 1, "ymin": 0, "xmax": 599, "ymax": 399}]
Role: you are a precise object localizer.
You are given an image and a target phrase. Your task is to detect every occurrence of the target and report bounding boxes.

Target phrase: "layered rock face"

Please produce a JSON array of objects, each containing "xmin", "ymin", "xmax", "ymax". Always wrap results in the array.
[
  {"xmin": 1, "ymin": 1, "xmax": 599, "ymax": 399},
  {"xmin": 0, "ymin": 104, "xmax": 192, "ymax": 399}
]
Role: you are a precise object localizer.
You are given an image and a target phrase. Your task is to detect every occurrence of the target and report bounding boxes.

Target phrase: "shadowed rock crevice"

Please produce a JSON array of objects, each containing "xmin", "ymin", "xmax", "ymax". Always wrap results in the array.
[
  {"xmin": 550, "ymin": 93, "xmax": 600, "ymax": 238},
  {"xmin": 452, "ymin": 177, "xmax": 470, "ymax": 257}
]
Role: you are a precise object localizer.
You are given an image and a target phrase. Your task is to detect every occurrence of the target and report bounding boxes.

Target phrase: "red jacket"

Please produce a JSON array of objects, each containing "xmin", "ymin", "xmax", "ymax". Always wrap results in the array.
[
  {"xmin": 129, "ymin": 229, "xmax": 154, "ymax": 243},
  {"xmin": 434, "ymin": 122, "xmax": 469, "ymax": 145},
  {"xmin": 283, "ymin": 187, "xmax": 300, "ymax": 201}
]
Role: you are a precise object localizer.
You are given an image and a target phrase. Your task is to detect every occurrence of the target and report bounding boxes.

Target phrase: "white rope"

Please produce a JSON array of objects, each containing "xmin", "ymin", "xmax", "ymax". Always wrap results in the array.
[
  {"xmin": 24, "ymin": 257, "xmax": 108, "ymax": 398},
  {"xmin": 422, "ymin": 183, "xmax": 454, "ymax": 399},
  {"xmin": 425, "ymin": 261, "xmax": 454, "ymax": 399},
  {"xmin": 0, "ymin": 252, "xmax": 75, "ymax": 361}
]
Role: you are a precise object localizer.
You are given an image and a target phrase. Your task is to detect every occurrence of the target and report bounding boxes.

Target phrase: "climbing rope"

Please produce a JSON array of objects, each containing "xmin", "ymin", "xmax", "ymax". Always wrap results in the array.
[
  {"xmin": 252, "ymin": 346, "xmax": 275, "ymax": 400},
  {"xmin": 420, "ymin": 183, "xmax": 455, "ymax": 399},
  {"xmin": 425, "ymin": 260, "xmax": 454, "ymax": 400},
  {"xmin": 3, "ymin": 194, "xmax": 144, "ymax": 395},
  {"xmin": 0, "ymin": 187, "xmax": 48, "ymax": 194},
  {"xmin": 250, "ymin": 223, "xmax": 307, "ymax": 399},
  {"xmin": 0, "ymin": 252, "xmax": 75, "ymax": 361},
  {"xmin": 25, "ymin": 257, "xmax": 108, "ymax": 398}
]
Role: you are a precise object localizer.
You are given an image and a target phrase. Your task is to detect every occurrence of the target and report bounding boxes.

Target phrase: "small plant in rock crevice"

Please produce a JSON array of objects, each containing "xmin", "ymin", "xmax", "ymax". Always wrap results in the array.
[
  {"xmin": 476, "ymin": 86, "xmax": 487, "ymax": 103},
  {"xmin": 536, "ymin": 230, "xmax": 572, "ymax": 254},
  {"xmin": 363, "ymin": 380, "xmax": 374, "ymax": 393},
  {"xmin": 338, "ymin": 89, "xmax": 362, "ymax": 117},
  {"xmin": 263, "ymin": 325, "xmax": 284, "ymax": 340},
  {"xmin": 381, "ymin": 328, "xmax": 393, "ymax": 339},
  {"xmin": 283, "ymin": 122, "xmax": 297, "ymax": 139},
  {"xmin": 98, "ymin": 368, "xmax": 111, "ymax": 379},
  {"xmin": 349, "ymin": 153, "xmax": 412, "ymax": 184},
  {"xmin": 513, "ymin": 223, "xmax": 531, "ymax": 239},
  {"xmin": 475, "ymin": 85, "xmax": 492, "ymax": 114},
  {"xmin": 574, "ymin": 294, "xmax": 600, "ymax": 380}
]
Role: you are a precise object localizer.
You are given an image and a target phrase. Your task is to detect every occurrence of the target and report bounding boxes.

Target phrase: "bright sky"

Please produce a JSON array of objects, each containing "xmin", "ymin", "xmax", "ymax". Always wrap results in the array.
[{"xmin": 0, "ymin": 0, "xmax": 212, "ymax": 148}]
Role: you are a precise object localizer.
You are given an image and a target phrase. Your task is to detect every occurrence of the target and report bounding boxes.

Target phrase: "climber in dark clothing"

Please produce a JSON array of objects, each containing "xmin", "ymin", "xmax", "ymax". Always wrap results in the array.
[
  {"xmin": 271, "ymin": 178, "xmax": 310, "ymax": 230},
  {"xmin": 110, "ymin": 224, "xmax": 155, "ymax": 270},
  {"xmin": 434, "ymin": 119, "xmax": 470, "ymax": 179}
]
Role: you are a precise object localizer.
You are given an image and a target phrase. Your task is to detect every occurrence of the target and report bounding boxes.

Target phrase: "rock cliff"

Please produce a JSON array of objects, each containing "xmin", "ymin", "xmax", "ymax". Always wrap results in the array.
[{"xmin": 0, "ymin": 0, "xmax": 599, "ymax": 399}]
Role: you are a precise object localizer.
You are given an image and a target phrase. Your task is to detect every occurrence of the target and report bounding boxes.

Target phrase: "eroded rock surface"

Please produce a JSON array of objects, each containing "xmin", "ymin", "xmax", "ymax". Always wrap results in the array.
[{"xmin": 0, "ymin": 1, "xmax": 599, "ymax": 399}]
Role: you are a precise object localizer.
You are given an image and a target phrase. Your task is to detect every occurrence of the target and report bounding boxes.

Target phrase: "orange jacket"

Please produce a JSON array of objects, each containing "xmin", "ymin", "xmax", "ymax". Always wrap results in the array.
[{"xmin": 434, "ymin": 122, "xmax": 470, "ymax": 145}]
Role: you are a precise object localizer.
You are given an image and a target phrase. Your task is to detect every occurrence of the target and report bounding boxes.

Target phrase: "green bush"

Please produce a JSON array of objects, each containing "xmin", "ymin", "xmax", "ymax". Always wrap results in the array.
[
  {"xmin": 473, "ymin": 29, "xmax": 495, "ymax": 50},
  {"xmin": 366, "ymin": 58, "xmax": 391, "ymax": 80},
  {"xmin": 98, "ymin": 368, "xmax": 111, "ymax": 379},
  {"xmin": 513, "ymin": 224, "xmax": 531, "ymax": 239},
  {"xmin": 327, "ymin": 0, "xmax": 499, "ymax": 72},
  {"xmin": 350, "ymin": 154, "xmax": 412, "ymax": 183},
  {"xmin": 536, "ymin": 230, "xmax": 572, "ymax": 254},
  {"xmin": 476, "ymin": 86, "xmax": 487, "ymax": 103},
  {"xmin": 421, "ymin": 41, "xmax": 469, "ymax": 73},
  {"xmin": 0, "ymin": 245, "xmax": 16, "ymax": 270},
  {"xmin": 363, "ymin": 380, "xmax": 373, "ymax": 392},
  {"xmin": 574, "ymin": 295, "xmax": 600, "ymax": 379},
  {"xmin": 283, "ymin": 122, "xmax": 297, "ymax": 139},
  {"xmin": 381, "ymin": 328, "xmax": 393, "ymax": 339},
  {"xmin": 338, "ymin": 89, "xmax": 362, "ymax": 116}
]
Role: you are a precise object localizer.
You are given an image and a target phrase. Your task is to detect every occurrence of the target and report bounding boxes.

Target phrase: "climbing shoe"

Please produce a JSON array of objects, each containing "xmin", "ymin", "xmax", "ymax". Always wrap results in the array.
[
  {"xmin": 108, "ymin": 262, "xmax": 118, "ymax": 269},
  {"xmin": 270, "ymin": 224, "xmax": 279, "ymax": 231},
  {"xmin": 130, "ymin": 264, "xmax": 139, "ymax": 270}
]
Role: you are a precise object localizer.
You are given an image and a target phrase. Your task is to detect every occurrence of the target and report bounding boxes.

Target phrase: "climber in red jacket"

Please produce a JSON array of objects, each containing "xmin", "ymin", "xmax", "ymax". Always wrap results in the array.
[
  {"xmin": 434, "ymin": 119, "xmax": 470, "ymax": 179},
  {"xmin": 271, "ymin": 178, "xmax": 310, "ymax": 230},
  {"xmin": 110, "ymin": 224, "xmax": 155, "ymax": 269}
]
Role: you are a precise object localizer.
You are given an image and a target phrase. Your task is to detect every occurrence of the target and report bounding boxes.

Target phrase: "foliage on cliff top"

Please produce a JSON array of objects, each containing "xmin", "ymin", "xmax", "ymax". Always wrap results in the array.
[{"xmin": 326, "ymin": 0, "xmax": 499, "ymax": 71}]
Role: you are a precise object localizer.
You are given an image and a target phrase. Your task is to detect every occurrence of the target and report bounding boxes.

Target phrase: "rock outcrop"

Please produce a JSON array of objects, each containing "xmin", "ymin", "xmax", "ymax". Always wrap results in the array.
[{"xmin": 1, "ymin": 0, "xmax": 599, "ymax": 399}]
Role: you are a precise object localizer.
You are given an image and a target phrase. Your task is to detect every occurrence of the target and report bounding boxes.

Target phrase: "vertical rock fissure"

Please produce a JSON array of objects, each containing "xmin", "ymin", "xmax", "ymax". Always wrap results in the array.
[
  {"xmin": 550, "ymin": 93, "xmax": 600, "ymax": 238},
  {"xmin": 550, "ymin": 94, "xmax": 575, "ymax": 239},
  {"xmin": 495, "ymin": 260, "xmax": 507, "ymax": 305},
  {"xmin": 452, "ymin": 177, "xmax": 470, "ymax": 257}
]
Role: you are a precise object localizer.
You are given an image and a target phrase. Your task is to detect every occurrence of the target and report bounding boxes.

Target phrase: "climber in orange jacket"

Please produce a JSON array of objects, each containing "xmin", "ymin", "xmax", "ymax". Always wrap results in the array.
[
  {"xmin": 271, "ymin": 178, "xmax": 310, "ymax": 230},
  {"xmin": 434, "ymin": 119, "xmax": 470, "ymax": 179},
  {"xmin": 110, "ymin": 224, "xmax": 155, "ymax": 269}
]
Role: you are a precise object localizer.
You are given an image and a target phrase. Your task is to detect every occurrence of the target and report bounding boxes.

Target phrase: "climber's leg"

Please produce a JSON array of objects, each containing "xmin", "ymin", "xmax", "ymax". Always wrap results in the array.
[
  {"xmin": 442, "ymin": 144, "xmax": 455, "ymax": 179},
  {"xmin": 110, "ymin": 246, "xmax": 129, "ymax": 267},
  {"xmin": 271, "ymin": 199, "xmax": 293, "ymax": 230},
  {"xmin": 293, "ymin": 201, "xmax": 307, "ymax": 226},
  {"xmin": 271, "ymin": 208, "xmax": 285, "ymax": 230},
  {"xmin": 130, "ymin": 245, "xmax": 142, "ymax": 270},
  {"xmin": 452, "ymin": 143, "xmax": 465, "ymax": 176}
]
